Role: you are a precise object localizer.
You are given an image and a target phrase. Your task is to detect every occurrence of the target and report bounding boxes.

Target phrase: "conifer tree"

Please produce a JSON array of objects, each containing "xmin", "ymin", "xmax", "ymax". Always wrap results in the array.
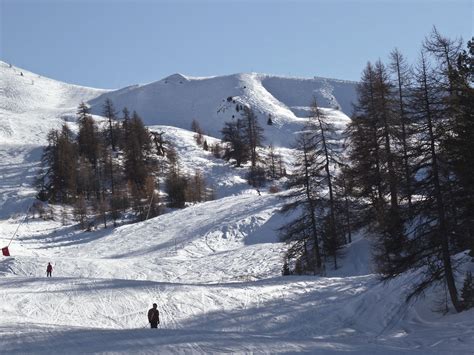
[
  {"xmin": 77, "ymin": 105, "xmax": 100, "ymax": 168},
  {"xmin": 186, "ymin": 169, "xmax": 206, "ymax": 203},
  {"xmin": 280, "ymin": 132, "xmax": 322, "ymax": 274},
  {"xmin": 267, "ymin": 114, "xmax": 273, "ymax": 125},
  {"xmin": 308, "ymin": 99, "xmax": 345, "ymax": 269},
  {"xmin": 402, "ymin": 50, "xmax": 461, "ymax": 311},
  {"xmin": 76, "ymin": 155, "xmax": 95, "ymax": 199},
  {"xmin": 242, "ymin": 106, "xmax": 264, "ymax": 168},
  {"xmin": 345, "ymin": 63, "xmax": 386, "ymax": 228},
  {"xmin": 73, "ymin": 194, "xmax": 88, "ymax": 229},
  {"xmin": 123, "ymin": 111, "xmax": 152, "ymax": 188},
  {"xmin": 442, "ymin": 40, "xmax": 474, "ymax": 252},
  {"xmin": 211, "ymin": 142, "xmax": 222, "ymax": 159},
  {"xmin": 389, "ymin": 49, "xmax": 414, "ymax": 213},
  {"xmin": 164, "ymin": 146, "xmax": 187, "ymax": 208},
  {"xmin": 37, "ymin": 124, "xmax": 78, "ymax": 203},
  {"xmin": 266, "ymin": 144, "xmax": 279, "ymax": 180},
  {"xmin": 103, "ymin": 98, "xmax": 117, "ymax": 151},
  {"xmin": 191, "ymin": 119, "xmax": 201, "ymax": 133},
  {"xmin": 76, "ymin": 103, "xmax": 103, "ymax": 199},
  {"xmin": 221, "ymin": 119, "xmax": 249, "ymax": 167},
  {"xmin": 373, "ymin": 60, "xmax": 405, "ymax": 267}
]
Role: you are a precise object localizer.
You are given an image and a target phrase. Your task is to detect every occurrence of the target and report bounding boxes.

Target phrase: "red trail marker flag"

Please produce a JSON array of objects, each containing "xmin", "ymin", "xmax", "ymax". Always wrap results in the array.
[{"xmin": 2, "ymin": 246, "xmax": 10, "ymax": 256}]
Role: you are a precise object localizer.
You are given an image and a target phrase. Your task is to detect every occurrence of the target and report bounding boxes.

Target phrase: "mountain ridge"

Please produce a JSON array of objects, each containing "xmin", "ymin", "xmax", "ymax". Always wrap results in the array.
[{"xmin": 1, "ymin": 60, "xmax": 356, "ymax": 147}]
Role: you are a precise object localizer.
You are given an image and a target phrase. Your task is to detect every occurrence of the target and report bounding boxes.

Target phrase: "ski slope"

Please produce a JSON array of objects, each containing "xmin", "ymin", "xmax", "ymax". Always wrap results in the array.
[
  {"xmin": 1, "ymin": 61, "xmax": 473, "ymax": 354},
  {"xmin": 0, "ymin": 61, "xmax": 108, "ymax": 145},
  {"xmin": 1, "ymin": 192, "xmax": 473, "ymax": 354},
  {"xmin": 0, "ymin": 61, "xmax": 108, "ymax": 217}
]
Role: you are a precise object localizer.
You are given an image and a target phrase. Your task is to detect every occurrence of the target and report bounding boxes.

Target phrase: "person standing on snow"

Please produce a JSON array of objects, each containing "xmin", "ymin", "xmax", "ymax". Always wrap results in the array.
[
  {"xmin": 148, "ymin": 303, "xmax": 160, "ymax": 328},
  {"xmin": 46, "ymin": 262, "xmax": 53, "ymax": 277}
]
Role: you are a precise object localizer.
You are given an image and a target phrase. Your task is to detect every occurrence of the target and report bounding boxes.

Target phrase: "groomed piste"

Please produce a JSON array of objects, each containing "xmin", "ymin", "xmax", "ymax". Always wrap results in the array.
[{"xmin": 1, "ymin": 61, "xmax": 473, "ymax": 354}]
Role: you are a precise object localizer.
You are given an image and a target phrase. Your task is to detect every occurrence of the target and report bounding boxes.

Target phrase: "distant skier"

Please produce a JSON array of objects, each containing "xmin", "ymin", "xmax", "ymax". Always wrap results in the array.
[
  {"xmin": 148, "ymin": 303, "xmax": 160, "ymax": 328},
  {"xmin": 46, "ymin": 262, "xmax": 53, "ymax": 277}
]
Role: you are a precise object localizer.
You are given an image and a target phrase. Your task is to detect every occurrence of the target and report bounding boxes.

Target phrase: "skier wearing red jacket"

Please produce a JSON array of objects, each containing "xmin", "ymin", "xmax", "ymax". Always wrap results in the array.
[{"xmin": 46, "ymin": 262, "xmax": 53, "ymax": 277}]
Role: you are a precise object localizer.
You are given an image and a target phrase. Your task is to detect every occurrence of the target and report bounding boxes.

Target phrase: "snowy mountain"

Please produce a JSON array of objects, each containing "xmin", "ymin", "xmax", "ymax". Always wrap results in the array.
[
  {"xmin": 88, "ymin": 72, "xmax": 357, "ymax": 146},
  {"xmin": 1, "ymin": 59, "xmax": 356, "ymax": 148},
  {"xmin": 0, "ymin": 60, "xmax": 351, "ymax": 214},
  {"xmin": 1, "ymin": 61, "xmax": 473, "ymax": 354}
]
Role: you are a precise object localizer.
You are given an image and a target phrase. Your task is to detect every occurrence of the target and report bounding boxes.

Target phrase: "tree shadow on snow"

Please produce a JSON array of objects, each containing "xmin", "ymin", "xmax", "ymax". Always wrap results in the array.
[{"xmin": 18, "ymin": 224, "xmax": 116, "ymax": 249}]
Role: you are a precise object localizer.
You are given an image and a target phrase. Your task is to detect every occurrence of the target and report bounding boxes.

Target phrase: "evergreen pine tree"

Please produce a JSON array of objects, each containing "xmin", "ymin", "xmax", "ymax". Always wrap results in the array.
[
  {"xmin": 242, "ymin": 106, "xmax": 264, "ymax": 168},
  {"xmin": 389, "ymin": 49, "xmax": 415, "ymax": 213},
  {"xmin": 37, "ymin": 124, "xmax": 78, "ymax": 203},
  {"xmin": 221, "ymin": 119, "xmax": 249, "ymax": 167},
  {"xmin": 308, "ymin": 99, "xmax": 345, "ymax": 269},
  {"xmin": 440, "ymin": 40, "xmax": 474, "ymax": 252},
  {"xmin": 280, "ymin": 131, "xmax": 323, "ymax": 274},
  {"xmin": 103, "ymin": 98, "xmax": 117, "ymax": 151}
]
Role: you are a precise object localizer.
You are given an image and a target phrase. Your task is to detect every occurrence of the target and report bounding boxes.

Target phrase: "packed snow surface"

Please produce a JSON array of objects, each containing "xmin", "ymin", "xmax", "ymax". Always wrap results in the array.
[{"xmin": 1, "ymin": 61, "xmax": 473, "ymax": 354}]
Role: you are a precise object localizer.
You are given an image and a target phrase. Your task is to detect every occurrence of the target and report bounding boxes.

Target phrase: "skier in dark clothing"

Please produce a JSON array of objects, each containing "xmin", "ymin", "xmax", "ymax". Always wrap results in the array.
[
  {"xmin": 46, "ymin": 262, "xmax": 53, "ymax": 277},
  {"xmin": 148, "ymin": 303, "xmax": 160, "ymax": 328}
]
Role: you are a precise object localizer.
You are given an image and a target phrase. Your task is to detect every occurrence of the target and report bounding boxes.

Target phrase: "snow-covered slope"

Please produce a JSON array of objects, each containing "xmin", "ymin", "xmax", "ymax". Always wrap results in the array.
[
  {"xmin": 1, "ymin": 62, "xmax": 473, "ymax": 354},
  {"xmin": 0, "ymin": 61, "xmax": 108, "ymax": 145},
  {"xmin": 0, "ymin": 62, "xmax": 103, "ymax": 216},
  {"xmin": 1, "ymin": 60, "xmax": 356, "ymax": 148},
  {"xmin": 1, "ymin": 189, "xmax": 473, "ymax": 354},
  {"xmin": 0, "ymin": 60, "xmax": 352, "ymax": 216},
  {"xmin": 88, "ymin": 72, "xmax": 356, "ymax": 146}
]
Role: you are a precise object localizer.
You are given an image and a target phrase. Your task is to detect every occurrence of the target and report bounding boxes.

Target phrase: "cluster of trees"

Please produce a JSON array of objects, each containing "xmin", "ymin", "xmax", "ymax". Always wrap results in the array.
[
  {"xmin": 281, "ymin": 29, "xmax": 473, "ymax": 312},
  {"xmin": 220, "ymin": 106, "xmax": 285, "ymax": 187},
  {"xmin": 345, "ymin": 29, "xmax": 472, "ymax": 312},
  {"xmin": 36, "ymin": 100, "xmax": 213, "ymax": 229}
]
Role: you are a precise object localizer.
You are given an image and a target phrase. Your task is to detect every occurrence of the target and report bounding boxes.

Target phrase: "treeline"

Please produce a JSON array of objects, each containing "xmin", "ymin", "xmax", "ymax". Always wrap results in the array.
[
  {"xmin": 281, "ymin": 28, "xmax": 473, "ymax": 312},
  {"xmin": 36, "ymin": 100, "xmax": 213, "ymax": 229}
]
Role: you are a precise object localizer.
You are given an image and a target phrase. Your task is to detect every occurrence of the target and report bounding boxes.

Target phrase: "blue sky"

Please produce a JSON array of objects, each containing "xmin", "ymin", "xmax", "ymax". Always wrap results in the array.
[{"xmin": 1, "ymin": 0, "xmax": 472, "ymax": 89}]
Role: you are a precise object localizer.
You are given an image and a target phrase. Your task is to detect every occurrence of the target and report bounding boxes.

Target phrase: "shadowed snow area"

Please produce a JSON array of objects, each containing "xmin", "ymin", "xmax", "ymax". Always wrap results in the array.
[{"xmin": 1, "ymin": 61, "xmax": 473, "ymax": 354}]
